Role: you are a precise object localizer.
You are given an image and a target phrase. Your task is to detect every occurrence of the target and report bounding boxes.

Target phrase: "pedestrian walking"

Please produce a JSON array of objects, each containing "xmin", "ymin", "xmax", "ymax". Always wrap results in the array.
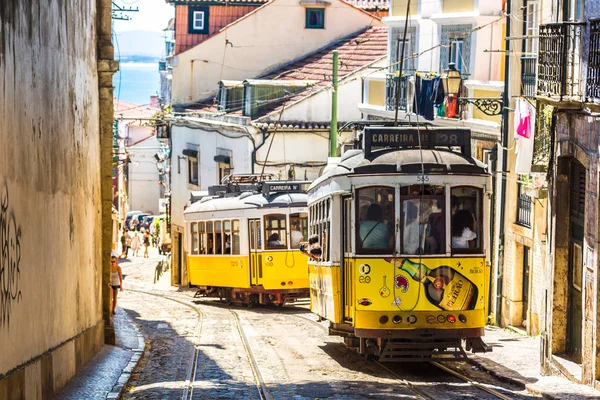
[
  {"xmin": 120, "ymin": 229, "xmax": 130, "ymax": 259},
  {"xmin": 143, "ymin": 231, "xmax": 150, "ymax": 258},
  {"xmin": 131, "ymin": 231, "xmax": 141, "ymax": 257},
  {"xmin": 110, "ymin": 255, "xmax": 123, "ymax": 315}
]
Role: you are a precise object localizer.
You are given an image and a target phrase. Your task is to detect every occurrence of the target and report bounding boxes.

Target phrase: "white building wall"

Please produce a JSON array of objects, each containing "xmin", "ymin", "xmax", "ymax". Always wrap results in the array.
[
  {"xmin": 170, "ymin": 122, "xmax": 253, "ymax": 228},
  {"xmin": 128, "ymin": 134, "xmax": 162, "ymax": 215},
  {"xmin": 171, "ymin": 0, "xmax": 384, "ymax": 104}
]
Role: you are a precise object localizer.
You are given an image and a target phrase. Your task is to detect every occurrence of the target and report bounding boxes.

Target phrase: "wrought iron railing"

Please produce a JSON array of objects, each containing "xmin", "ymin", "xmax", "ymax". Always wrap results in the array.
[
  {"xmin": 587, "ymin": 19, "xmax": 600, "ymax": 102},
  {"xmin": 521, "ymin": 56, "xmax": 537, "ymax": 97},
  {"xmin": 516, "ymin": 190, "xmax": 532, "ymax": 228},
  {"xmin": 386, "ymin": 74, "xmax": 409, "ymax": 111},
  {"xmin": 537, "ymin": 22, "xmax": 584, "ymax": 100}
]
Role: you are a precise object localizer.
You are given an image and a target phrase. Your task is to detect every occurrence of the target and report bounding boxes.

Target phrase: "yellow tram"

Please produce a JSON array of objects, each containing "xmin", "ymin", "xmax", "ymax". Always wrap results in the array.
[
  {"xmin": 308, "ymin": 124, "xmax": 492, "ymax": 361},
  {"xmin": 184, "ymin": 176, "xmax": 311, "ymax": 305}
]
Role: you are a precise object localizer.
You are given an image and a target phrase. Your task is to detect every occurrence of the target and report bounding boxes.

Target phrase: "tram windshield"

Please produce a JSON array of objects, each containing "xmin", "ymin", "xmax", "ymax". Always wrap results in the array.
[
  {"xmin": 289, "ymin": 213, "xmax": 308, "ymax": 249},
  {"xmin": 401, "ymin": 185, "xmax": 445, "ymax": 255},
  {"xmin": 357, "ymin": 186, "xmax": 395, "ymax": 253}
]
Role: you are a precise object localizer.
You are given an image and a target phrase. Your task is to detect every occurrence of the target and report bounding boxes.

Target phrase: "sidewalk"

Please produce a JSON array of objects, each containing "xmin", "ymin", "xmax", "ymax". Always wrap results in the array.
[
  {"xmin": 54, "ymin": 308, "xmax": 145, "ymax": 399},
  {"xmin": 469, "ymin": 326, "xmax": 600, "ymax": 400}
]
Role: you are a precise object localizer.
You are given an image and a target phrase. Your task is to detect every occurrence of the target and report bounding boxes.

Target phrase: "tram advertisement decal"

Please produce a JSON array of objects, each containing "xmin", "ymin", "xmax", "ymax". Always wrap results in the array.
[{"xmin": 355, "ymin": 258, "xmax": 486, "ymax": 312}]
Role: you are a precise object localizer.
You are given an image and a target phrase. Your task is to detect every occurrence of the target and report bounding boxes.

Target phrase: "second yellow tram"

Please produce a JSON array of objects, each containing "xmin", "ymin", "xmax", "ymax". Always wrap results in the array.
[{"xmin": 184, "ymin": 177, "xmax": 311, "ymax": 305}]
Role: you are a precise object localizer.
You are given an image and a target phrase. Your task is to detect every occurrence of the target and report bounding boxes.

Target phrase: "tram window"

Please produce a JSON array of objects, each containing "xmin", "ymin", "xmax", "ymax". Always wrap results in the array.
[
  {"xmin": 265, "ymin": 214, "xmax": 287, "ymax": 249},
  {"xmin": 191, "ymin": 223, "xmax": 199, "ymax": 255},
  {"xmin": 451, "ymin": 187, "xmax": 483, "ymax": 252},
  {"xmin": 215, "ymin": 221, "xmax": 223, "ymax": 254},
  {"xmin": 199, "ymin": 222, "xmax": 206, "ymax": 254},
  {"xmin": 206, "ymin": 221, "xmax": 214, "ymax": 254},
  {"xmin": 290, "ymin": 213, "xmax": 308, "ymax": 249},
  {"xmin": 232, "ymin": 220, "xmax": 240, "ymax": 254},
  {"xmin": 356, "ymin": 187, "xmax": 395, "ymax": 253}
]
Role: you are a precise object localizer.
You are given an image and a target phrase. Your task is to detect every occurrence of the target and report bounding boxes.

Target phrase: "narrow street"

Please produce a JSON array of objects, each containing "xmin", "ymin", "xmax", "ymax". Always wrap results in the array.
[{"xmin": 116, "ymin": 248, "xmax": 541, "ymax": 399}]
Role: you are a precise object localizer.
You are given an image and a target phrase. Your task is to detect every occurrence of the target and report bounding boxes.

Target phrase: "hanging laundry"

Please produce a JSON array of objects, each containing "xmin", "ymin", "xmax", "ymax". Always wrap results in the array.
[
  {"xmin": 514, "ymin": 98, "xmax": 536, "ymax": 174},
  {"xmin": 445, "ymin": 94, "xmax": 458, "ymax": 118},
  {"xmin": 413, "ymin": 74, "xmax": 442, "ymax": 121}
]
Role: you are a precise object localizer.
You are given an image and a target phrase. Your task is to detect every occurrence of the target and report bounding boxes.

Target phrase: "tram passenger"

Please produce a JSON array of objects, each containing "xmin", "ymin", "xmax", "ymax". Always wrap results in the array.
[
  {"xmin": 425, "ymin": 200, "xmax": 444, "ymax": 254},
  {"xmin": 359, "ymin": 204, "xmax": 391, "ymax": 249},
  {"xmin": 300, "ymin": 234, "xmax": 322, "ymax": 260},
  {"xmin": 224, "ymin": 235, "xmax": 231, "ymax": 254},
  {"xmin": 207, "ymin": 237, "xmax": 214, "ymax": 254},
  {"xmin": 403, "ymin": 201, "xmax": 421, "ymax": 254},
  {"xmin": 452, "ymin": 209, "xmax": 477, "ymax": 248},
  {"xmin": 268, "ymin": 233, "xmax": 284, "ymax": 247},
  {"xmin": 290, "ymin": 221, "xmax": 304, "ymax": 249}
]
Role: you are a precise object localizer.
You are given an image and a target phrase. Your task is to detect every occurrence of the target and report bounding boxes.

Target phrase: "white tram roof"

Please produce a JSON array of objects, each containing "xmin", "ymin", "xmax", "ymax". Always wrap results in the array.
[
  {"xmin": 309, "ymin": 148, "xmax": 488, "ymax": 191},
  {"xmin": 184, "ymin": 192, "xmax": 308, "ymax": 215}
]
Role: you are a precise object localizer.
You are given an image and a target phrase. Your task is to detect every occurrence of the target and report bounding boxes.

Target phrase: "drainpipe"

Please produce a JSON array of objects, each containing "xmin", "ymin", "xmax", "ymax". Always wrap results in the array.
[
  {"xmin": 252, "ymin": 127, "xmax": 271, "ymax": 174},
  {"xmin": 330, "ymin": 50, "xmax": 339, "ymax": 157},
  {"xmin": 494, "ymin": 0, "xmax": 511, "ymax": 326}
]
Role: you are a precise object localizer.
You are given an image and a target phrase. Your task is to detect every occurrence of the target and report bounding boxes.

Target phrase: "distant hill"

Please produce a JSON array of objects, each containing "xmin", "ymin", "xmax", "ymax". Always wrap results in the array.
[{"xmin": 114, "ymin": 30, "xmax": 165, "ymax": 59}]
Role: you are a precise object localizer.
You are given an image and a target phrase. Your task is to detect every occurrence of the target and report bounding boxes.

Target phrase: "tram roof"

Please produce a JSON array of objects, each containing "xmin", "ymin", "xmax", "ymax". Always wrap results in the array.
[
  {"xmin": 309, "ymin": 148, "xmax": 488, "ymax": 190},
  {"xmin": 184, "ymin": 191, "xmax": 308, "ymax": 215}
]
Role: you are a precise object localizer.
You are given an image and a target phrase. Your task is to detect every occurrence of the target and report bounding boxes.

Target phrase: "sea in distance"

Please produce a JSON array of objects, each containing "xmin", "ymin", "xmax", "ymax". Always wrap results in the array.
[{"xmin": 113, "ymin": 61, "xmax": 160, "ymax": 106}]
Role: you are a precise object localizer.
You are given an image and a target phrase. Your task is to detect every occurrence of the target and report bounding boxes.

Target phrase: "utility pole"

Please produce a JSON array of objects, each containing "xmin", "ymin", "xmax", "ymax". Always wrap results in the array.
[
  {"xmin": 330, "ymin": 50, "xmax": 338, "ymax": 157},
  {"xmin": 393, "ymin": 0, "xmax": 411, "ymax": 126}
]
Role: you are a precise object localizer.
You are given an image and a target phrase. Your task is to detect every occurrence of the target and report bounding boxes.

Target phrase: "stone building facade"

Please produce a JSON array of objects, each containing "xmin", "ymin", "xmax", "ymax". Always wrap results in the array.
[
  {"xmin": 0, "ymin": 0, "xmax": 116, "ymax": 398},
  {"xmin": 538, "ymin": 0, "xmax": 600, "ymax": 388}
]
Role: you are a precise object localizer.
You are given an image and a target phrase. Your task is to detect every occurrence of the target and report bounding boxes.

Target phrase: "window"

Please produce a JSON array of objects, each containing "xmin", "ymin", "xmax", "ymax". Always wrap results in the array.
[
  {"xmin": 309, "ymin": 199, "xmax": 330, "ymax": 261},
  {"xmin": 188, "ymin": 7, "xmax": 209, "ymax": 34},
  {"xmin": 523, "ymin": 1, "xmax": 538, "ymax": 55},
  {"xmin": 206, "ymin": 221, "xmax": 214, "ymax": 254},
  {"xmin": 188, "ymin": 157, "xmax": 198, "ymax": 186},
  {"xmin": 400, "ymin": 185, "xmax": 445, "ymax": 255},
  {"xmin": 232, "ymin": 220, "xmax": 240, "ymax": 254},
  {"xmin": 516, "ymin": 183, "xmax": 532, "ymax": 228},
  {"xmin": 290, "ymin": 213, "xmax": 308, "ymax": 249},
  {"xmin": 199, "ymin": 222, "xmax": 206, "ymax": 254},
  {"xmin": 356, "ymin": 187, "xmax": 395, "ymax": 254},
  {"xmin": 451, "ymin": 186, "xmax": 483, "ymax": 253},
  {"xmin": 265, "ymin": 214, "xmax": 287, "ymax": 249},
  {"xmin": 306, "ymin": 8, "xmax": 324, "ymax": 29},
  {"xmin": 394, "ymin": 38, "xmax": 412, "ymax": 73},
  {"xmin": 191, "ymin": 223, "xmax": 199, "ymax": 255},
  {"xmin": 215, "ymin": 221, "xmax": 223, "ymax": 254},
  {"xmin": 449, "ymin": 39, "xmax": 465, "ymax": 72}
]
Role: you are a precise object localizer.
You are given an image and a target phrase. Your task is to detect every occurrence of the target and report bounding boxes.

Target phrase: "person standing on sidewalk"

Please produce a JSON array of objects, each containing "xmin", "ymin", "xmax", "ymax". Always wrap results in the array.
[
  {"xmin": 143, "ymin": 231, "xmax": 150, "ymax": 258},
  {"xmin": 120, "ymin": 229, "xmax": 130, "ymax": 259},
  {"xmin": 110, "ymin": 255, "xmax": 123, "ymax": 315},
  {"xmin": 131, "ymin": 231, "xmax": 141, "ymax": 257}
]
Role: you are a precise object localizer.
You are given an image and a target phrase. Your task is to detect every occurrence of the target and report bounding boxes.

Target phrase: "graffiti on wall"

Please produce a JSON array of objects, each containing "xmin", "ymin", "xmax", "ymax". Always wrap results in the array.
[{"xmin": 0, "ymin": 183, "xmax": 22, "ymax": 328}]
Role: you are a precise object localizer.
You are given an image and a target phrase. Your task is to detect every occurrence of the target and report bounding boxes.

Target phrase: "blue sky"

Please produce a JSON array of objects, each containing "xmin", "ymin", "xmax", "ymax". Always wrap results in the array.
[{"xmin": 113, "ymin": 0, "xmax": 174, "ymax": 32}]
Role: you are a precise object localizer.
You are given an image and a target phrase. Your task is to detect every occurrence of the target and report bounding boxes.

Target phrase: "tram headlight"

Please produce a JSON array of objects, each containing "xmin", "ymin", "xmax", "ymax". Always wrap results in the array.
[
  {"xmin": 392, "ymin": 315, "xmax": 402, "ymax": 324},
  {"xmin": 379, "ymin": 315, "xmax": 389, "ymax": 324},
  {"xmin": 459, "ymin": 314, "xmax": 467, "ymax": 323},
  {"xmin": 447, "ymin": 315, "xmax": 456, "ymax": 323}
]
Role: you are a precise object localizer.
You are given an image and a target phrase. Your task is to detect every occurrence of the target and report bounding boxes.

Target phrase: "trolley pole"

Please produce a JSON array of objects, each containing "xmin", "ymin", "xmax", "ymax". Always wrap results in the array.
[{"xmin": 330, "ymin": 50, "xmax": 338, "ymax": 157}]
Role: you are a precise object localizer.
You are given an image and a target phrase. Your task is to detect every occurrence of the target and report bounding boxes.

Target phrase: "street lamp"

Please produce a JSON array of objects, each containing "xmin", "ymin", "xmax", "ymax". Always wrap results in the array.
[
  {"xmin": 443, "ymin": 62, "xmax": 462, "ymax": 97},
  {"xmin": 442, "ymin": 62, "xmax": 462, "ymax": 118}
]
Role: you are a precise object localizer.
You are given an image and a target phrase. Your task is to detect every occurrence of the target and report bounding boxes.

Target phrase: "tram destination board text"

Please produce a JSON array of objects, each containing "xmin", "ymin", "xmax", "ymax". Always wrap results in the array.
[{"xmin": 364, "ymin": 127, "xmax": 471, "ymax": 157}]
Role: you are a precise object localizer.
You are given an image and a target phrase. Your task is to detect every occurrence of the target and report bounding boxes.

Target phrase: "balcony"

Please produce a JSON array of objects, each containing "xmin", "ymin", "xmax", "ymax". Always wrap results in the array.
[
  {"xmin": 536, "ymin": 23, "xmax": 584, "ymax": 101},
  {"xmin": 521, "ymin": 56, "xmax": 537, "ymax": 97},
  {"xmin": 586, "ymin": 19, "xmax": 600, "ymax": 102},
  {"xmin": 385, "ymin": 74, "xmax": 409, "ymax": 112}
]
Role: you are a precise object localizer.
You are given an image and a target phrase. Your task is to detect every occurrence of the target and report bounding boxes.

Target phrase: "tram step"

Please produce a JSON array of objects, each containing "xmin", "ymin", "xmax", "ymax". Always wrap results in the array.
[{"xmin": 379, "ymin": 339, "xmax": 468, "ymax": 362}]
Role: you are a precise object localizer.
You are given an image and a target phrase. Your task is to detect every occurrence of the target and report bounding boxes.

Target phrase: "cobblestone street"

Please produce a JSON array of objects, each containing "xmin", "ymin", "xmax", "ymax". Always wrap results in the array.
[{"xmin": 113, "ymin": 248, "xmax": 547, "ymax": 400}]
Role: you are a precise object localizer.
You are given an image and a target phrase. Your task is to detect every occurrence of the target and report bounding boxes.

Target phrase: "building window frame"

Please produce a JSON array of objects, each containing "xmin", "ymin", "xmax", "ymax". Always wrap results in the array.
[
  {"xmin": 188, "ymin": 6, "xmax": 209, "ymax": 34},
  {"xmin": 305, "ymin": 8, "xmax": 325, "ymax": 29},
  {"xmin": 188, "ymin": 156, "xmax": 199, "ymax": 186}
]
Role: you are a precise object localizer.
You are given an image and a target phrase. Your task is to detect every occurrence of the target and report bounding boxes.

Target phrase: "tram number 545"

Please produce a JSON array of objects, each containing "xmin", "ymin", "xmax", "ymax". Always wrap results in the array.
[{"xmin": 416, "ymin": 175, "xmax": 430, "ymax": 183}]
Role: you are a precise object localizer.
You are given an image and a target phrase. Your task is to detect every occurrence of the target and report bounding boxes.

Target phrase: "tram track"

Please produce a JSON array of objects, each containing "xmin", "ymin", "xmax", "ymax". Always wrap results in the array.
[{"xmin": 127, "ymin": 289, "xmax": 274, "ymax": 400}]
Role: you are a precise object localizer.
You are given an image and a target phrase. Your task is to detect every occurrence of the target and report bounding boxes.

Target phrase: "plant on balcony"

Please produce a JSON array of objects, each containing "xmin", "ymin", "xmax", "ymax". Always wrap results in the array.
[
  {"xmin": 519, "ymin": 173, "xmax": 548, "ymax": 199},
  {"xmin": 532, "ymin": 104, "xmax": 554, "ymax": 168}
]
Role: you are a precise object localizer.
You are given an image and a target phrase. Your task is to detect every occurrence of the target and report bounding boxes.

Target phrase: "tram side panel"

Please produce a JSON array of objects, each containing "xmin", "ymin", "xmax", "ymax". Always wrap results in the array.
[
  {"xmin": 188, "ymin": 255, "xmax": 251, "ymax": 289},
  {"xmin": 309, "ymin": 263, "xmax": 343, "ymax": 323},
  {"xmin": 261, "ymin": 251, "xmax": 310, "ymax": 290}
]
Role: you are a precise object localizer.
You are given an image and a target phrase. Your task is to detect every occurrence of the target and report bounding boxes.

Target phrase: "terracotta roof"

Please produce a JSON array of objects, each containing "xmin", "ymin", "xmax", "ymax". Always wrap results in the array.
[
  {"xmin": 114, "ymin": 99, "xmax": 160, "ymax": 118},
  {"xmin": 255, "ymin": 26, "xmax": 388, "ymax": 119},
  {"xmin": 343, "ymin": 0, "xmax": 389, "ymax": 10},
  {"xmin": 191, "ymin": 26, "xmax": 388, "ymax": 119}
]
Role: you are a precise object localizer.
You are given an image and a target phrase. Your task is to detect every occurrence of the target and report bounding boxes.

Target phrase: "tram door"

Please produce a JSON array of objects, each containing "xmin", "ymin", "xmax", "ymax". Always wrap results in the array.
[
  {"xmin": 248, "ymin": 219, "xmax": 263, "ymax": 286},
  {"xmin": 342, "ymin": 197, "xmax": 354, "ymax": 322}
]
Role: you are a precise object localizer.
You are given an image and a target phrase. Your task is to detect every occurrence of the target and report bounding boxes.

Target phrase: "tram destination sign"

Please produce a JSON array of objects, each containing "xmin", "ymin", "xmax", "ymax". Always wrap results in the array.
[
  {"xmin": 364, "ymin": 127, "xmax": 472, "ymax": 157},
  {"xmin": 261, "ymin": 182, "xmax": 306, "ymax": 196}
]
